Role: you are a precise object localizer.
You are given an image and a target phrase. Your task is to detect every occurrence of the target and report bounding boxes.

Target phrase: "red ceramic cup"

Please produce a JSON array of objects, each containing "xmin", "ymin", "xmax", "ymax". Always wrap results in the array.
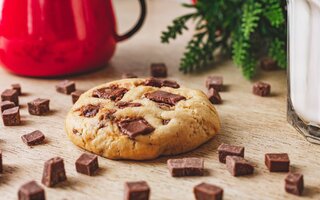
[{"xmin": 0, "ymin": 0, "xmax": 146, "ymax": 77}]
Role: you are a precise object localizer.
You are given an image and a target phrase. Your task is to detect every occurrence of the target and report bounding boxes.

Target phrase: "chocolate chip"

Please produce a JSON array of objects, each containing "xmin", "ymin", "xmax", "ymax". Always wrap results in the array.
[
  {"xmin": 145, "ymin": 91, "xmax": 186, "ymax": 106},
  {"xmin": 2, "ymin": 106, "xmax": 20, "ymax": 126},
  {"xmin": 167, "ymin": 157, "xmax": 204, "ymax": 177},
  {"xmin": 161, "ymin": 80, "xmax": 180, "ymax": 88},
  {"xmin": 260, "ymin": 57, "xmax": 278, "ymax": 71},
  {"xmin": 18, "ymin": 180, "xmax": 45, "ymax": 200},
  {"xmin": 1, "ymin": 89, "xmax": 19, "ymax": 105},
  {"xmin": 41, "ymin": 157, "xmax": 67, "ymax": 187},
  {"xmin": 21, "ymin": 130, "xmax": 45, "ymax": 146},
  {"xmin": 285, "ymin": 173, "xmax": 304, "ymax": 196},
  {"xmin": 217, "ymin": 143, "xmax": 244, "ymax": 163},
  {"xmin": 28, "ymin": 98, "xmax": 50, "ymax": 116},
  {"xmin": 253, "ymin": 82, "xmax": 271, "ymax": 97},
  {"xmin": 226, "ymin": 156, "xmax": 254, "ymax": 176},
  {"xmin": 124, "ymin": 181, "xmax": 150, "ymax": 200},
  {"xmin": 0, "ymin": 101, "xmax": 15, "ymax": 112},
  {"xmin": 144, "ymin": 78, "xmax": 180, "ymax": 88},
  {"xmin": 122, "ymin": 73, "xmax": 138, "ymax": 79},
  {"xmin": 265, "ymin": 153, "xmax": 290, "ymax": 172},
  {"xmin": 92, "ymin": 87, "xmax": 128, "ymax": 102},
  {"xmin": 144, "ymin": 78, "xmax": 163, "ymax": 88},
  {"xmin": 79, "ymin": 104, "xmax": 100, "ymax": 118},
  {"xmin": 206, "ymin": 76, "xmax": 223, "ymax": 91},
  {"xmin": 118, "ymin": 118, "xmax": 155, "ymax": 139},
  {"xmin": 75, "ymin": 153, "xmax": 99, "ymax": 176},
  {"xmin": 101, "ymin": 109, "xmax": 117, "ymax": 120},
  {"xmin": 162, "ymin": 119, "xmax": 170, "ymax": 125},
  {"xmin": 157, "ymin": 103, "xmax": 172, "ymax": 110},
  {"xmin": 0, "ymin": 150, "xmax": 2, "ymax": 173},
  {"xmin": 150, "ymin": 63, "xmax": 167, "ymax": 78},
  {"xmin": 116, "ymin": 101, "xmax": 142, "ymax": 109},
  {"xmin": 11, "ymin": 83, "xmax": 22, "ymax": 95},
  {"xmin": 207, "ymin": 88, "xmax": 222, "ymax": 104},
  {"xmin": 194, "ymin": 182, "xmax": 223, "ymax": 200},
  {"xmin": 56, "ymin": 80, "xmax": 76, "ymax": 95},
  {"xmin": 71, "ymin": 90, "xmax": 85, "ymax": 104}
]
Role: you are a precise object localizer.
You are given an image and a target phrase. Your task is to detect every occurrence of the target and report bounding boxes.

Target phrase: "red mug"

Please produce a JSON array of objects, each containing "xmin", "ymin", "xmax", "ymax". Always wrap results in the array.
[{"xmin": 0, "ymin": 0, "xmax": 146, "ymax": 77}]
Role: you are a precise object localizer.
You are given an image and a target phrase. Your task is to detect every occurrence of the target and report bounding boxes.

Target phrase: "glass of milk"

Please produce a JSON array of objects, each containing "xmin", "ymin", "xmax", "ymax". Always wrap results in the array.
[{"xmin": 288, "ymin": 0, "xmax": 320, "ymax": 144}]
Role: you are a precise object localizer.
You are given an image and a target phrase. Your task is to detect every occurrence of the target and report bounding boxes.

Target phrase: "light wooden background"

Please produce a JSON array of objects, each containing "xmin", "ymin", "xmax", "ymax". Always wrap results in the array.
[{"xmin": 0, "ymin": 1, "xmax": 319, "ymax": 199}]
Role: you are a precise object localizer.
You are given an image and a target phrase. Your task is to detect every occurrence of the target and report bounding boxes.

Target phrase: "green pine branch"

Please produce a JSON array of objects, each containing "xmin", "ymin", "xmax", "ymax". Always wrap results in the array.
[{"xmin": 161, "ymin": 0, "xmax": 287, "ymax": 79}]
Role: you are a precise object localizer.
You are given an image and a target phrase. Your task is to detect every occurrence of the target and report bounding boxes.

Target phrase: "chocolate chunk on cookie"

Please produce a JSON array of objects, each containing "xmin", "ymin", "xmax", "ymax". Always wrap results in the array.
[
  {"xmin": 79, "ymin": 105, "xmax": 100, "ymax": 118},
  {"xmin": 144, "ymin": 78, "xmax": 180, "ymax": 88},
  {"xmin": 116, "ymin": 101, "xmax": 142, "ymax": 109},
  {"xmin": 145, "ymin": 91, "xmax": 186, "ymax": 106},
  {"xmin": 118, "ymin": 118, "xmax": 155, "ymax": 138},
  {"xmin": 93, "ymin": 87, "xmax": 128, "ymax": 101}
]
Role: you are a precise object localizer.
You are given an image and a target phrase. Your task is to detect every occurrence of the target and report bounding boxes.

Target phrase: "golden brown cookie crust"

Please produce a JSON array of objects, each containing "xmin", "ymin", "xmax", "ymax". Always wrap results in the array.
[{"xmin": 65, "ymin": 78, "xmax": 220, "ymax": 160}]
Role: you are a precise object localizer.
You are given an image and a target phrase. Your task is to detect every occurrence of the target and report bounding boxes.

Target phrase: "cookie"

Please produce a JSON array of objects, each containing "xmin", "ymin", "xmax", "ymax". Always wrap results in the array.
[{"xmin": 65, "ymin": 78, "xmax": 221, "ymax": 160}]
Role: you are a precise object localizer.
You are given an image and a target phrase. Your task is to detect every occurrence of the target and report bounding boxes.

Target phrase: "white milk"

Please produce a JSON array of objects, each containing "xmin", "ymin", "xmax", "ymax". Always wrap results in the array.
[{"xmin": 289, "ymin": 0, "xmax": 320, "ymax": 124}]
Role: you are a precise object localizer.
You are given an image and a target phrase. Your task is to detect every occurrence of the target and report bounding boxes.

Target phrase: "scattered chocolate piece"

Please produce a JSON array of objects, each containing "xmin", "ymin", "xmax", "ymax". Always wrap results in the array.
[
  {"xmin": 260, "ymin": 57, "xmax": 278, "ymax": 71},
  {"xmin": 145, "ymin": 91, "xmax": 186, "ymax": 106},
  {"xmin": 11, "ymin": 83, "xmax": 22, "ymax": 95},
  {"xmin": 116, "ymin": 101, "xmax": 142, "ymax": 109},
  {"xmin": 206, "ymin": 76, "xmax": 223, "ymax": 91},
  {"xmin": 41, "ymin": 157, "xmax": 67, "ymax": 187},
  {"xmin": 253, "ymin": 82, "xmax": 271, "ymax": 97},
  {"xmin": 0, "ymin": 150, "xmax": 2, "ymax": 173},
  {"xmin": 92, "ymin": 87, "xmax": 128, "ymax": 101},
  {"xmin": 75, "ymin": 153, "xmax": 99, "ymax": 176},
  {"xmin": 285, "ymin": 173, "xmax": 304, "ymax": 196},
  {"xmin": 79, "ymin": 104, "xmax": 100, "ymax": 118},
  {"xmin": 218, "ymin": 143, "xmax": 244, "ymax": 163},
  {"xmin": 124, "ymin": 181, "xmax": 150, "ymax": 200},
  {"xmin": 265, "ymin": 153, "xmax": 290, "ymax": 172},
  {"xmin": 18, "ymin": 180, "xmax": 45, "ymax": 200},
  {"xmin": 0, "ymin": 101, "xmax": 15, "ymax": 112},
  {"xmin": 194, "ymin": 182, "xmax": 223, "ymax": 200},
  {"xmin": 28, "ymin": 98, "xmax": 50, "ymax": 116},
  {"xmin": 167, "ymin": 157, "xmax": 204, "ymax": 177},
  {"xmin": 161, "ymin": 80, "xmax": 180, "ymax": 88},
  {"xmin": 122, "ymin": 73, "xmax": 138, "ymax": 79},
  {"xmin": 226, "ymin": 156, "xmax": 254, "ymax": 176},
  {"xmin": 157, "ymin": 102, "xmax": 172, "ymax": 110},
  {"xmin": 144, "ymin": 78, "xmax": 180, "ymax": 88},
  {"xmin": 207, "ymin": 88, "xmax": 222, "ymax": 104},
  {"xmin": 21, "ymin": 130, "xmax": 45, "ymax": 146},
  {"xmin": 150, "ymin": 63, "xmax": 167, "ymax": 78},
  {"xmin": 1, "ymin": 89, "xmax": 19, "ymax": 105},
  {"xmin": 2, "ymin": 106, "xmax": 20, "ymax": 126},
  {"xmin": 56, "ymin": 80, "xmax": 76, "ymax": 95},
  {"xmin": 71, "ymin": 90, "xmax": 85, "ymax": 104},
  {"xmin": 118, "ymin": 118, "xmax": 155, "ymax": 139}
]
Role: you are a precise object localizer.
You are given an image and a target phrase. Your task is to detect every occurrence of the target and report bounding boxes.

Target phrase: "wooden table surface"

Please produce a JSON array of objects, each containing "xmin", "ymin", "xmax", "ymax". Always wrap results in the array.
[{"xmin": 1, "ymin": 1, "xmax": 320, "ymax": 199}]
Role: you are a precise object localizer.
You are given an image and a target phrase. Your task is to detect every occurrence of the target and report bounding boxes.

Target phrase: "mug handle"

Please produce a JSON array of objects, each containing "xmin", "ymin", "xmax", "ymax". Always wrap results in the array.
[{"xmin": 115, "ymin": 0, "xmax": 147, "ymax": 42}]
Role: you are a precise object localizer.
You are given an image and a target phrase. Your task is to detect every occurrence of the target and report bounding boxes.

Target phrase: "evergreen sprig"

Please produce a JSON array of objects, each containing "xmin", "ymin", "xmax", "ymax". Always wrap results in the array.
[{"xmin": 161, "ymin": 0, "xmax": 287, "ymax": 79}]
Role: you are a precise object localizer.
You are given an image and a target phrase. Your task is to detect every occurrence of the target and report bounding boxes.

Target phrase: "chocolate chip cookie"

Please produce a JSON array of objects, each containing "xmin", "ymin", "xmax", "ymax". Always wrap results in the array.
[{"xmin": 65, "ymin": 78, "xmax": 221, "ymax": 160}]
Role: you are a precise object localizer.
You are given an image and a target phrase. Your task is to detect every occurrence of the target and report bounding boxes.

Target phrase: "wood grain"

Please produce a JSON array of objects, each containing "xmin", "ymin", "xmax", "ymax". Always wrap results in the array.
[{"xmin": 0, "ymin": 1, "xmax": 319, "ymax": 199}]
